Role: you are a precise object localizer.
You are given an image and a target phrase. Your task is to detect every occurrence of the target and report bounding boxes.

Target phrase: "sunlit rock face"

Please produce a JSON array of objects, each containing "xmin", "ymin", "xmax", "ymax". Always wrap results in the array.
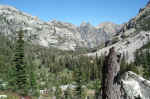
[
  {"xmin": 87, "ymin": 0, "xmax": 150, "ymax": 62},
  {"xmin": 87, "ymin": 31, "xmax": 150, "ymax": 62},
  {"xmin": 0, "ymin": 5, "xmax": 122, "ymax": 51},
  {"xmin": 120, "ymin": 71, "xmax": 150, "ymax": 99},
  {"xmin": 99, "ymin": 71, "xmax": 150, "ymax": 99}
]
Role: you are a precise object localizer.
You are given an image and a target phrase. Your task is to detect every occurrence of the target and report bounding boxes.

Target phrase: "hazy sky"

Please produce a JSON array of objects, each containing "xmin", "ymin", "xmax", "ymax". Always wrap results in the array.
[{"xmin": 0, "ymin": 0, "xmax": 149, "ymax": 26}]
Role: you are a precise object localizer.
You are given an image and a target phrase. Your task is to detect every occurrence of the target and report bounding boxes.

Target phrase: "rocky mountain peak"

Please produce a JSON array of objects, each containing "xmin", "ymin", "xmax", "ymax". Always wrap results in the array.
[
  {"xmin": 146, "ymin": 0, "xmax": 150, "ymax": 7},
  {"xmin": 87, "ymin": 1, "xmax": 150, "ymax": 62},
  {"xmin": 96, "ymin": 22, "xmax": 123, "ymax": 35},
  {"xmin": 80, "ymin": 21, "xmax": 91, "ymax": 27},
  {"xmin": 0, "ymin": 5, "xmax": 122, "ymax": 50},
  {"xmin": 97, "ymin": 22, "xmax": 116, "ymax": 27},
  {"xmin": 1, "ymin": 1, "xmax": 150, "ymax": 53},
  {"xmin": 0, "ymin": 5, "xmax": 18, "ymax": 11}
]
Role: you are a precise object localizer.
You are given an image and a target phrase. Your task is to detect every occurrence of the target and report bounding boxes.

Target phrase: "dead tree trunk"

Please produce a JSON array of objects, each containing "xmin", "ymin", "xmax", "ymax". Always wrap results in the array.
[{"xmin": 101, "ymin": 47, "xmax": 121, "ymax": 99}]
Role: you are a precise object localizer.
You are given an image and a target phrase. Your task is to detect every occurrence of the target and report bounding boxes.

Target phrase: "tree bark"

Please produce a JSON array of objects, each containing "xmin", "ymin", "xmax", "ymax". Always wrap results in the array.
[{"xmin": 101, "ymin": 47, "xmax": 121, "ymax": 99}]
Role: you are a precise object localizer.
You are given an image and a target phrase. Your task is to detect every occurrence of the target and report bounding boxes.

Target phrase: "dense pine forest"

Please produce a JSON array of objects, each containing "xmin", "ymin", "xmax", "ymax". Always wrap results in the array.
[
  {"xmin": 1, "ymin": 1, "xmax": 150, "ymax": 99},
  {"xmin": 0, "ymin": 29, "xmax": 150, "ymax": 99}
]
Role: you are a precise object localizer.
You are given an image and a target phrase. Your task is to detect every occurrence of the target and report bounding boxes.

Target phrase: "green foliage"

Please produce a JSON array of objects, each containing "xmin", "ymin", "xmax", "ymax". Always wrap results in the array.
[
  {"xmin": 134, "ymin": 49, "xmax": 150, "ymax": 79},
  {"xmin": 25, "ymin": 55, "xmax": 40, "ymax": 97},
  {"xmin": 141, "ymin": 41, "xmax": 150, "ymax": 49},
  {"xmin": 0, "ymin": 34, "xmax": 15, "ymax": 83},
  {"xmin": 12, "ymin": 30, "xmax": 29, "ymax": 96},
  {"xmin": 136, "ymin": 10, "xmax": 150, "ymax": 31},
  {"xmin": 58, "ymin": 69, "xmax": 73, "ymax": 85},
  {"xmin": 29, "ymin": 66, "xmax": 39, "ymax": 97},
  {"xmin": 74, "ymin": 67, "xmax": 82, "ymax": 98},
  {"xmin": 55, "ymin": 85, "xmax": 62, "ymax": 99},
  {"xmin": 0, "ymin": 31, "xmax": 104, "ymax": 98},
  {"xmin": 120, "ymin": 53, "xmax": 140, "ymax": 75},
  {"xmin": 86, "ymin": 79, "xmax": 101, "ymax": 90}
]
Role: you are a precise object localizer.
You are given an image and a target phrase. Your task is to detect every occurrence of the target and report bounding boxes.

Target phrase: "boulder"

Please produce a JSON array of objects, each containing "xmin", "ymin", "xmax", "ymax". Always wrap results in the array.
[{"xmin": 120, "ymin": 71, "xmax": 150, "ymax": 99}]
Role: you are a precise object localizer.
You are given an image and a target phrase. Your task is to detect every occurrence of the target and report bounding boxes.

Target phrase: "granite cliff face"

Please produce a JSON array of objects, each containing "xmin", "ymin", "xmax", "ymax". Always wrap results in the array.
[
  {"xmin": 96, "ymin": 22, "xmax": 123, "ymax": 36},
  {"xmin": 0, "ymin": 1, "xmax": 150, "ymax": 60},
  {"xmin": 0, "ymin": 5, "xmax": 121, "ymax": 50},
  {"xmin": 0, "ymin": 5, "xmax": 83, "ymax": 50},
  {"xmin": 87, "ymin": 1, "xmax": 150, "ymax": 62},
  {"xmin": 120, "ymin": 71, "xmax": 150, "ymax": 99}
]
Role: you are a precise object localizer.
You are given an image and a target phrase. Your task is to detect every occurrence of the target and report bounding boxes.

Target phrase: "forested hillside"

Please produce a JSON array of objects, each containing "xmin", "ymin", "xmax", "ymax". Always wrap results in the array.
[{"xmin": 0, "ymin": 1, "xmax": 150, "ymax": 99}]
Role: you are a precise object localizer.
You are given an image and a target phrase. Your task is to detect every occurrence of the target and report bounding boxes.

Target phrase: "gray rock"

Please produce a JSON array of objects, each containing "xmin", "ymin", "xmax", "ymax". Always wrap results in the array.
[
  {"xmin": 87, "ymin": 1, "xmax": 150, "ymax": 62},
  {"xmin": 0, "ymin": 5, "xmax": 121, "ymax": 51},
  {"xmin": 120, "ymin": 71, "xmax": 150, "ymax": 99}
]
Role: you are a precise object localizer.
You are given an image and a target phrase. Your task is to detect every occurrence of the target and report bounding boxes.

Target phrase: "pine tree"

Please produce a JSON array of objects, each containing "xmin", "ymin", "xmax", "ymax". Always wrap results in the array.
[
  {"xmin": 143, "ymin": 50, "xmax": 150, "ymax": 79},
  {"xmin": 74, "ymin": 67, "xmax": 82, "ymax": 99},
  {"xmin": 55, "ymin": 84, "xmax": 62, "ymax": 99},
  {"xmin": 26, "ymin": 58, "xmax": 39, "ymax": 97},
  {"xmin": 29, "ymin": 68, "xmax": 39, "ymax": 97},
  {"xmin": 13, "ymin": 30, "xmax": 29, "ymax": 97}
]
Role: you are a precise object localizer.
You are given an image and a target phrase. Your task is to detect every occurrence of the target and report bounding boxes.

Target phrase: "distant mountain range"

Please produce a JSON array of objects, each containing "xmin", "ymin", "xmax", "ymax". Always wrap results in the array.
[
  {"xmin": 0, "ymin": 1, "xmax": 150, "ymax": 62},
  {"xmin": 87, "ymin": 1, "xmax": 150, "ymax": 62},
  {"xmin": 0, "ymin": 5, "xmax": 122, "ymax": 50}
]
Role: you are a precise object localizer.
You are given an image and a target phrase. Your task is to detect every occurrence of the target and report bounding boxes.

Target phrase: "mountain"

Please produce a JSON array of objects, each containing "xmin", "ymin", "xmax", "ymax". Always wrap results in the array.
[
  {"xmin": 0, "ymin": 5, "xmax": 122, "ymax": 50},
  {"xmin": 0, "ymin": 5, "xmax": 83, "ymax": 50},
  {"xmin": 96, "ymin": 22, "xmax": 123, "ymax": 36},
  {"xmin": 78, "ymin": 22, "xmax": 123, "ymax": 49},
  {"xmin": 1, "ymin": 1, "xmax": 150, "ymax": 60},
  {"xmin": 87, "ymin": 1, "xmax": 150, "ymax": 62}
]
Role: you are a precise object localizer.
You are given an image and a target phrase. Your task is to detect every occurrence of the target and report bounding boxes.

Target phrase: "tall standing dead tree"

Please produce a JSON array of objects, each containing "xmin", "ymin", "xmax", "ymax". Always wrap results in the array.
[{"xmin": 101, "ymin": 47, "xmax": 121, "ymax": 99}]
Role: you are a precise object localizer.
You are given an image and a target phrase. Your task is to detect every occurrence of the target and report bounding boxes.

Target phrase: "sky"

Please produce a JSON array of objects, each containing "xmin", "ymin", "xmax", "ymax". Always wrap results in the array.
[{"xmin": 0, "ymin": 0, "xmax": 149, "ymax": 26}]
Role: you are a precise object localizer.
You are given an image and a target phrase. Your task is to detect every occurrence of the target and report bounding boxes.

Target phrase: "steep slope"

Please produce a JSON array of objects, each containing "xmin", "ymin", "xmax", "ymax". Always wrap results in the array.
[
  {"xmin": 78, "ymin": 22, "xmax": 122, "ymax": 48},
  {"xmin": 78, "ymin": 22, "xmax": 109, "ymax": 48},
  {"xmin": 0, "ymin": 5, "xmax": 122, "ymax": 51},
  {"xmin": 87, "ymin": 1, "xmax": 150, "ymax": 62},
  {"xmin": 96, "ymin": 22, "xmax": 123, "ymax": 36},
  {"xmin": 0, "ymin": 5, "xmax": 86, "ymax": 50}
]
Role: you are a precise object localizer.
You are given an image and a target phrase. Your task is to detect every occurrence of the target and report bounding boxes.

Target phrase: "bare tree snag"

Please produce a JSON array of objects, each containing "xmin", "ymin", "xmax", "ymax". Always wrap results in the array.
[{"xmin": 102, "ymin": 47, "xmax": 121, "ymax": 99}]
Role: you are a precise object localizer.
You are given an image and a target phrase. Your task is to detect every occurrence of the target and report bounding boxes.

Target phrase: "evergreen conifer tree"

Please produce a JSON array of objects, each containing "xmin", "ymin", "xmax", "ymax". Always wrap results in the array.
[
  {"xmin": 55, "ymin": 84, "xmax": 62, "ymax": 99},
  {"xmin": 13, "ymin": 30, "xmax": 29, "ymax": 97},
  {"xmin": 29, "ymin": 68, "xmax": 39, "ymax": 97},
  {"xmin": 74, "ymin": 67, "xmax": 82, "ymax": 99}
]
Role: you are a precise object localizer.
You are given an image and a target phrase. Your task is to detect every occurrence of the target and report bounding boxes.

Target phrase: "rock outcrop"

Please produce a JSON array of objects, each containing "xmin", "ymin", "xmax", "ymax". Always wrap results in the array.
[
  {"xmin": 101, "ymin": 47, "xmax": 150, "ymax": 99},
  {"xmin": 87, "ymin": 31, "xmax": 150, "ymax": 62},
  {"xmin": 0, "ymin": 5, "xmax": 121, "ymax": 50},
  {"xmin": 96, "ymin": 22, "xmax": 123, "ymax": 36},
  {"xmin": 87, "ymin": 1, "xmax": 150, "ymax": 62},
  {"xmin": 120, "ymin": 71, "xmax": 150, "ymax": 99}
]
